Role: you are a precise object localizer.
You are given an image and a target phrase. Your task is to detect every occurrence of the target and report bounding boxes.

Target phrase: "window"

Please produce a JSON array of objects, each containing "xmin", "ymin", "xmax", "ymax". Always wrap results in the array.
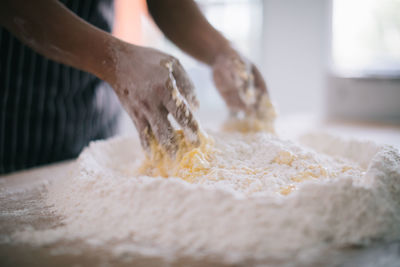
[
  {"xmin": 332, "ymin": 0, "xmax": 400, "ymax": 75},
  {"xmin": 328, "ymin": 0, "xmax": 400, "ymax": 122}
]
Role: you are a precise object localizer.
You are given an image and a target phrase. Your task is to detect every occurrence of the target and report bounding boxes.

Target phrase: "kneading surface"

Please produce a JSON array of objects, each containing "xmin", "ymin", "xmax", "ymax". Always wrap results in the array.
[{"xmin": 13, "ymin": 131, "xmax": 400, "ymax": 263}]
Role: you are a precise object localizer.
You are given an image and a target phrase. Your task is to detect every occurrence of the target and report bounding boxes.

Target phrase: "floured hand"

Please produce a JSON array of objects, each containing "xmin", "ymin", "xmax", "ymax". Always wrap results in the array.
[
  {"xmin": 212, "ymin": 47, "xmax": 268, "ymax": 115},
  {"xmin": 106, "ymin": 41, "xmax": 200, "ymax": 156}
]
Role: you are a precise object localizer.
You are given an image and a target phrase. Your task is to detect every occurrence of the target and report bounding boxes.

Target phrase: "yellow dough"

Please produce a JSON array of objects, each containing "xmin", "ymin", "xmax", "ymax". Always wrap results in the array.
[{"xmin": 139, "ymin": 130, "xmax": 214, "ymax": 182}]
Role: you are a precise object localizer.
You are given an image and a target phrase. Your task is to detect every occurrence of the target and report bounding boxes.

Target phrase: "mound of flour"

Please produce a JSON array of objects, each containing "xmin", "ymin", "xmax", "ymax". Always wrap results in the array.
[{"xmin": 13, "ymin": 131, "xmax": 400, "ymax": 263}]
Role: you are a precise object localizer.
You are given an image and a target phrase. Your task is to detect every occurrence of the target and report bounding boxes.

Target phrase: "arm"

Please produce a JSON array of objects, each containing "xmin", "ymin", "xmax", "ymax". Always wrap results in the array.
[
  {"xmin": 147, "ymin": 0, "xmax": 269, "ymax": 113},
  {"xmin": 0, "ymin": 0, "xmax": 114, "ymax": 82},
  {"xmin": 147, "ymin": 0, "xmax": 229, "ymax": 66},
  {"xmin": 0, "ymin": 0, "xmax": 200, "ymax": 154}
]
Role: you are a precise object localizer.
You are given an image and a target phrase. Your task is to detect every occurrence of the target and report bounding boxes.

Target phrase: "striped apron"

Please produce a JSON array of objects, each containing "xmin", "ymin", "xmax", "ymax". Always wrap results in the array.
[{"xmin": 0, "ymin": 0, "xmax": 121, "ymax": 174}]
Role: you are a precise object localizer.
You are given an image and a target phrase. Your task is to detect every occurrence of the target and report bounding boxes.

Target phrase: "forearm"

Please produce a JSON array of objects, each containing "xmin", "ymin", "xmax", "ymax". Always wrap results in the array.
[
  {"xmin": 146, "ymin": 0, "xmax": 230, "ymax": 66},
  {"xmin": 0, "ymin": 0, "xmax": 117, "ymax": 82}
]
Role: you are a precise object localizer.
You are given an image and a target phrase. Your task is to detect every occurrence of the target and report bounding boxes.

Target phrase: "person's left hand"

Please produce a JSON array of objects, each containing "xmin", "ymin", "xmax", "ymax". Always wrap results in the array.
[{"xmin": 212, "ymin": 47, "xmax": 268, "ymax": 114}]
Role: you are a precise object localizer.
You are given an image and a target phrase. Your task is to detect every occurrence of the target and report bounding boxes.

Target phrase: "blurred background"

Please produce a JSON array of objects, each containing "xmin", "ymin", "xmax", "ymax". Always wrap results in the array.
[{"xmin": 113, "ymin": 0, "xmax": 400, "ymax": 143}]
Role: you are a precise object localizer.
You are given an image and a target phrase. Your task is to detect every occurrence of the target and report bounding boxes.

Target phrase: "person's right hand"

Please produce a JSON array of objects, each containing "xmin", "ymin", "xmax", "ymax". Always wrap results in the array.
[{"xmin": 105, "ymin": 41, "xmax": 200, "ymax": 156}]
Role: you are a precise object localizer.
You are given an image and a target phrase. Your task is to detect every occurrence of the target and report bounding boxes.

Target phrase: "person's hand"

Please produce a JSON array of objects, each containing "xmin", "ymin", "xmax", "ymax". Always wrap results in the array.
[
  {"xmin": 212, "ymin": 47, "xmax": 268, "ymax": 114},
  {"xmin": 105, "ymin": 41, "xmax": 200, "ymax": 155}
]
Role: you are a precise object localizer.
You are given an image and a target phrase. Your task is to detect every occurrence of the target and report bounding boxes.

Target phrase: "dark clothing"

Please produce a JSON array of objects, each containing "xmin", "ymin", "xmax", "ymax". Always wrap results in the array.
[{"xmin": 0, "ymin": 0, "xmax": 121, "ymax": 174}]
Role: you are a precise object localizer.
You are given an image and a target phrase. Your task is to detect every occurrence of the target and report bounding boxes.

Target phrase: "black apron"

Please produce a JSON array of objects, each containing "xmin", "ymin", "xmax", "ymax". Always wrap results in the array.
[{"xmin": 0, "ymin": 0, "xmax": 121, "ymax": 174}]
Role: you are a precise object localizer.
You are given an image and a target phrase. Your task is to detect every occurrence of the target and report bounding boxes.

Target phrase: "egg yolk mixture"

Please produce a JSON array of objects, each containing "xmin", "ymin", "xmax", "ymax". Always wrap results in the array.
[{"xmin": 139, "ymin": 130, "xmax": 215, "ymax": 182}]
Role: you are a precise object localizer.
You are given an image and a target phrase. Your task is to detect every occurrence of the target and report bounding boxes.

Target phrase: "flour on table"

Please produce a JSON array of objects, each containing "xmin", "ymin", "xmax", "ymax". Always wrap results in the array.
[{"xmin": 12, "ymin": 131, "xmax": 400, "ymax": 263}]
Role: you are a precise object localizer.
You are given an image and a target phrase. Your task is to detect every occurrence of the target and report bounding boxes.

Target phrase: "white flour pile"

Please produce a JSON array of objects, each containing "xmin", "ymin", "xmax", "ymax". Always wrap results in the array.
[{"xmin": 13, "ymin": 131, "xmax": 400, "ymax": 263}]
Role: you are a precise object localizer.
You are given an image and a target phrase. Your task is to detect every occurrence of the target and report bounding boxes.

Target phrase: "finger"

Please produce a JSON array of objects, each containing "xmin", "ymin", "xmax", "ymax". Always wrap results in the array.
[
  {"xmin": 251, "ymin": 65, "xmax": 269, "ymax": 111},
  {"xmin": 171, "ymin": 59, "xmax": 199, "ymax": 109},
  {"xmin": 252, "ymin": 64, "xmax": 267, "ymax": 94},
  {"xmin": 163, "ymin": 85, "xmax": 200, "ymax": 146},
  {"xmin": 129, "ymin": 109, "xmax": 152, "ymax": 154},
  {"xmin": 140, "ymin": 101, "xmax": 178, "ymax": 156},
  {"xmin": 213, "ymin": 66, "xmax": 249, "ymax": 112}
]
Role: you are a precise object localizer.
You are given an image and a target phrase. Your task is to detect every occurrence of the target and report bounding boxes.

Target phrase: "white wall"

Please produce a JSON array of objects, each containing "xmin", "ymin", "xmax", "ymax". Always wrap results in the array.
[{"xmin": 261, "ymin": 0, "xmax": 331, "ymax": 116}]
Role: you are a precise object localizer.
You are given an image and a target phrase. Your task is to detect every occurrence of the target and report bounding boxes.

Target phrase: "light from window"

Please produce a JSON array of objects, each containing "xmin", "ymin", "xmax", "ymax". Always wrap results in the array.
[{"xmin": 333, "ymin": 0, "xmax": 400, "ymax": 75}]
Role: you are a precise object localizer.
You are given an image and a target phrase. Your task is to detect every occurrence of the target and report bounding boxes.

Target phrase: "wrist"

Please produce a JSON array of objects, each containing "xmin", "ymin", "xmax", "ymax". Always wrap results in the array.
[
  {"xmin": 88, "ymin": 36, "xmax": 124, "ymax": 86},
  {"xmin": 209, "ymin": 39, "xmax": 234, "ymax": 65}
]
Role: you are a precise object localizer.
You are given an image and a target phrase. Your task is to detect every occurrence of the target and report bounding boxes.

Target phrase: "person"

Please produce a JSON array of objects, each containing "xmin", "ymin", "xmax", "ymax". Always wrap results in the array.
[{"xmin": 0, "ymin": 0, "xmax": 268, "ymax": 174}]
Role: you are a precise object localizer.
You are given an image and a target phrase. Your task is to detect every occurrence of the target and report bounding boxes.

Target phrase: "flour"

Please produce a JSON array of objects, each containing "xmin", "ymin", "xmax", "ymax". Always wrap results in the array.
[{"xmin": 12, "ymin": 131, "xmax": 400, "ymax": 263}]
